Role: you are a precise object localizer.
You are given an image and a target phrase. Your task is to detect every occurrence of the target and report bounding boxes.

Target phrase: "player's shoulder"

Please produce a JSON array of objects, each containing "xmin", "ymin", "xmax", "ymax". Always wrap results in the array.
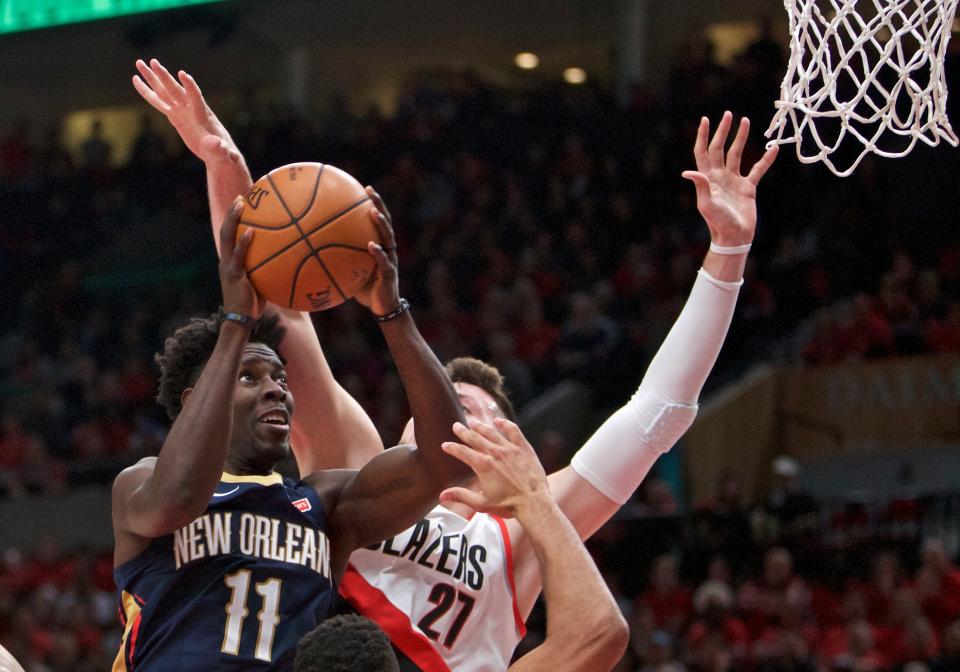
[{"xmin": 301, "ymin": 468, "xmax": 358, "ymax": 511}]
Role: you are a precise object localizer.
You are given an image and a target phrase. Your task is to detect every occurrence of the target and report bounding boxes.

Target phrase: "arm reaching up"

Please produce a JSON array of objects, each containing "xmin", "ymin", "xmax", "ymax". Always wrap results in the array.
[
  {"xmin": 509, "ymin": 112, "xmax": 779, "ymax": 618},
  {"xmin": 441, "ymin": 419, "xmax": 629, "ymax": 672},
  {"xmin": 112, "ymin": 200, "xmax": 259, "ymax": 567},
  {"xmin": 133, "ymin": 59, "xmax": 383, "ymax": 471},
  {"xmin": 311, "ymin": 202, "xmax": 470, "ymax": 576},
  {"xmin": 133, "ymin": 58, "xmax": 250, "ymax": 231}
]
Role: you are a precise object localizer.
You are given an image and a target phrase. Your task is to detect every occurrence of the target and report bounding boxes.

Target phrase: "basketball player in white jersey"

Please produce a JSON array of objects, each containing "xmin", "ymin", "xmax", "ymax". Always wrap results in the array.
[
  {"xmin": 295, "ymin": 417, "xmax": 629, "ymax": 672},
  {"xmin": 133, "ymin": 59, "xmax": 777, "ymax": 670}
]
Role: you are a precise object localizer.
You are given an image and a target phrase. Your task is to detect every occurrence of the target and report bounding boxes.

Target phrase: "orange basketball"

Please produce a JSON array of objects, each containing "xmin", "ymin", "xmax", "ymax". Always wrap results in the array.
[{"xmin": 237, "ymin": 162, "xmax": 379, "ymax": 312}]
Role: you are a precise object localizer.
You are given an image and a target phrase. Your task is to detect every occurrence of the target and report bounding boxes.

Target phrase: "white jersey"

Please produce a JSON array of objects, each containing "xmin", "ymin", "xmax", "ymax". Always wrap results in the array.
[{"xmin": 340, "ymin": 505, "xmax": 526, "ymax": 672}]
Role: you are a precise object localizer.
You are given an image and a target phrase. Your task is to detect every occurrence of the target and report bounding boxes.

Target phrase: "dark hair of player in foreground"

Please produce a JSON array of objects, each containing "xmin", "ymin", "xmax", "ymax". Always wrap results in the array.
[
  {"xmin": 294, "ymin": 615, "xmax": 399, "ymax": 672},
  {"xmin": 155, "ymin": 309, "xmax": 286, "ymax": 420}
]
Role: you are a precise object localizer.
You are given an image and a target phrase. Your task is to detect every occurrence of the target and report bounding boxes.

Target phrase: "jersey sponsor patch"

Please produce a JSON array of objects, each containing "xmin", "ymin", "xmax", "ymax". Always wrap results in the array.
[{"xmin": 292, "ymin": 497, "xmax": 312, "ymax": 512}]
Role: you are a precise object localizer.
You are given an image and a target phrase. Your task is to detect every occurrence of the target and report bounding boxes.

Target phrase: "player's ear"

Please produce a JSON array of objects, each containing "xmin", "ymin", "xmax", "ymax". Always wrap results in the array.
[{"xmin": 180, "ymin": 387, "xmax": 194, "ymax": 409}]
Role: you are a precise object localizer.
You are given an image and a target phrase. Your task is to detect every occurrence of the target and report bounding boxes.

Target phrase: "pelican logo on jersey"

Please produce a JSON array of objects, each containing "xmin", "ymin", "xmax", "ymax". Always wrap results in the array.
[
  {"xmin": 292, "ymin": 497, "xmax": 312, "ymax": 512},
  {"xmin": 366, "ymin": 517, "xmax": 488, "ymax": 590},
  {"xmin": 173, "ymin": 512, "xmax": 331, "ymax": 577}
]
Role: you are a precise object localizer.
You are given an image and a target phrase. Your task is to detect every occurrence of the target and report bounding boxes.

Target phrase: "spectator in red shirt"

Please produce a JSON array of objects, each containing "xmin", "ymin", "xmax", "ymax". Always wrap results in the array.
[
  {"xmin": 825, "ymin": 619, "xmax": 888, "ymax": 672},
  {"xmin": 858, "ymin": 550, "xmax": 905, "ymax": 624},
  {"xmin": 931, "ymin": 619, "xmax": 960, "ymax": 672},
  {"xmin": 739, "ymin": 547, "xmax": 810, "ymax": 637},
  {"xmin": 803, "ymin": 309, "xmax": 844, "ymax": 366},
  {"xmin": 879, "ymin": 591, "xmax": 939, "ymax": 666},
  {"xmin": 819, "ymin": 589, "xmax": 868, "ymax": 659},
  {"xmin": 637, "ymin": 554, "xmax": 693, "ymax": 636},
  {"xmin": 837, "ymin": 294, "xmax": 895, "ymax": 360},
  {"xmin": 916, "ymin": 538, "xmax": 960, "ymax": 634},
  {"xmin": 0, "ymin": 415, "xmax": 30, "ymax": 472},
  {"xmin": 924, "ymin": 302, "xmax": 960, "ymax": 353},
  {"xmin": 685, "ymin": 580, "xmax": 749, "ymax": 671},
  {"xmin": 24, "ymin": 538, "xmax": 75, "ymax": 593},
  {"xmin": 892, "ymin": 614, "xmax": 939, "ymax": 667}
]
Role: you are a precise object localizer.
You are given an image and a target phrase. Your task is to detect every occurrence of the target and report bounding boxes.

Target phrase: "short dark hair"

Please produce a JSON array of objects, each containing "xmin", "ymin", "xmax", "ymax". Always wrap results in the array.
[
  {"xmin": 154, "ymin": 310, "xmax": 285, "ymax": 420},
  {"xmin": 293, "ymin": 614, "xmax": 399, "ymax": 672},
  {"xmin": 445, "ymin": 357, "xmax": 516, "ymax": 421}
]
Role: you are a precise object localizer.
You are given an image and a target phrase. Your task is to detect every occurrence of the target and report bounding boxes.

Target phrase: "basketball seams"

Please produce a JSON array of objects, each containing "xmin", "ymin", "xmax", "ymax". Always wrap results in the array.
[
  {"xmin": 282, "ymin": 249, "xmax": 358, "ymax": 309},
  {"xmin": 296, "ymin": 164, "xmax": 325, "ymax": 219},
  {"xmin": 246, "ymin": 195, "xmax": 372, "ymax": 274},
  {"xmin": 266, "ymin": 174, "xmax": 297, "ymax": 222},
  {"xmin": 310, "ymin": 254, "xmax": 348, "ymax": 304},
  {"xmin": 279, "ymin": 167, "xmax": 350, "ymax": 310},
  {"xmin": 288, "ymin": 247, "xmax": 320, "ymax": 310},
  {"xmin": 308, "ymin": 243, "xmax": 371, "ymax": 254},
  {"xmin": 301, "ymin": 195, "xmax": 371, "ymax": 241},
  {"xmin": 237, "ymin": 220, "xmax": 298, "ymax": 231}
]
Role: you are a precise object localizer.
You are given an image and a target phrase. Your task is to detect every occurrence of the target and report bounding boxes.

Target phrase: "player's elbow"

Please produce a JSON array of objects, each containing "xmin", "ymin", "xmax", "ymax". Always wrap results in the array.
[
  {"xmin": 580, "ymin": 610, "xmax": 630, "ymax": 668},
  {"xmin": 605, "ymin": 612, "xmax": 631, "ymax": 663},
  {"xmin": 627, "ymin": 392, "xmax": 698, "ymax": 454},
  {"xmin": 416, "ymin": 445, "xmax": 474, "ymax": 490}
]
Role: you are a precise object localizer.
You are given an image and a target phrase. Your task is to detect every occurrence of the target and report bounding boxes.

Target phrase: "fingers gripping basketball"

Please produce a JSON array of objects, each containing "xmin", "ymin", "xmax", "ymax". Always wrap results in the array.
[{"xmin": 237, "ymin": 162, "xmax": 382, "ymax": 312}]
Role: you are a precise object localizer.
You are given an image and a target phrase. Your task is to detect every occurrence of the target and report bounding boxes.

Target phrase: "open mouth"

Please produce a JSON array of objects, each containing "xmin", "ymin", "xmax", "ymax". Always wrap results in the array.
[{"xmin": 258, "ymin": 409, "xmax": 290, "ymax": 433}]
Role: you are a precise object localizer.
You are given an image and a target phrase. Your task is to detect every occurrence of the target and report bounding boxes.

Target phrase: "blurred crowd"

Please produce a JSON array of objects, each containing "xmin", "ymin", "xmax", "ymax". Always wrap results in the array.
[
  {"xmin": 2, "ymin": 34, "xmax": 960, "ymax": 496},
  {"xmin": 4, "ymin": 474, "xmax": 960, "ymax": 672},
  {"xmin": 3, "ymin": 31, "xmax": 960, "ymax": 670}
]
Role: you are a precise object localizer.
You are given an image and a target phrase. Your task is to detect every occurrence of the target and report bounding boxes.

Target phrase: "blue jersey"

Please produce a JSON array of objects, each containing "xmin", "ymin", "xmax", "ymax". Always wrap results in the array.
[{"xmin": 113, "ymin": 472, "xmax": 335, "ymax": 671}]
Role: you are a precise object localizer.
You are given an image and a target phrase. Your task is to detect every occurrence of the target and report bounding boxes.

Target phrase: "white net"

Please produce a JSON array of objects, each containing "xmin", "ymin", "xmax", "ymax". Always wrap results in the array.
[{"xmin": 766, "ymin": 0, "xmax": 960, "ymax": 176}]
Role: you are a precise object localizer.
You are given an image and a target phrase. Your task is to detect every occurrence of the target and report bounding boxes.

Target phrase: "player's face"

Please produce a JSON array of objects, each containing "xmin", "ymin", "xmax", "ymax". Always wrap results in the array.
[
  {"xmin": 398, "ymin": 382, "xmax": 503, "ymax": 446},
  {"xmin": 229, "ymin": 344, "xmax": 295, "ymax": 469}
]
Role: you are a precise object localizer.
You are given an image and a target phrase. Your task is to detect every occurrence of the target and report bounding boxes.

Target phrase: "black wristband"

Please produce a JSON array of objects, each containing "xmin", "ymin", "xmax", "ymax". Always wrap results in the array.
[
  {"xmin": 223, "ymin": 311, "xmax": 256, "ymax": 329},
  {"xmin": 374, "ymin": 298, "xmax": 411, "ymax": 323}
]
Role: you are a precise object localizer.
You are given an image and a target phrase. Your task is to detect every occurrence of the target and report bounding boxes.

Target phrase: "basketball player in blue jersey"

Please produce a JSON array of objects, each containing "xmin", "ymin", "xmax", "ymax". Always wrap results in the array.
[
  {"xmin": 111, "ymin": 191, "xmax": 471, "ymax": 671},
  {"xmin": 133, "ymin": 60, "xmax": 777, "ymax": 670}
]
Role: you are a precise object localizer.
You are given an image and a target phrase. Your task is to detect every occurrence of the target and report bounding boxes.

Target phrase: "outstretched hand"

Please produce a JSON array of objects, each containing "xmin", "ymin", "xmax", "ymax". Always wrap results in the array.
[
  {"xmin": 219, "ymin": 197, "xmax": 261, "ymax": 319},
  {"xmin": 133, "ymin": 58, "xmax": 241, "ymax": 166},
  {"xmin": 681, "ymin": 111, "xmax": 778, "ymax": 246},
  {"xmin": 353, "ymin": 187, "xmax": 401, "ymax": 317},
  {"xmin": 439, "ymin": 418, "xmax": 550, "ymax": 518}
]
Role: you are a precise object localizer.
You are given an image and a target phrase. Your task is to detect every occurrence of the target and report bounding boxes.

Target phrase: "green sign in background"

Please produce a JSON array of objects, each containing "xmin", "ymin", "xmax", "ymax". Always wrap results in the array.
[{"xmin": 0, "ymin": 0, "xmax": 226, "ymax": 35}]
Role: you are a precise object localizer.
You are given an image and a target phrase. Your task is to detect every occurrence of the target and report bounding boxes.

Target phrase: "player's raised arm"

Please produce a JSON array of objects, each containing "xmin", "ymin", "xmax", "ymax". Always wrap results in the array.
[
  {"xmin": 313, "ymin": 191, "xmax": 469, "ymax": 576},
  {"xmin": 0, "ymin": 643, "xmax": 25, "ymax": 672},
  {"xmin": 508, "ymin": 112, "xmax": 778, "ymax": 617},
  {"xmin": 133, "ymin": 58, "xmax": 250, "ymax": 231},
  {"xmin": 111, "ymin": 200, "xmax": 259, "ymax": 562},
  {"xmin": 133, "ymin": 59, "xmax": 384, "ymax": 471},
  {"xmin": 441, "ymin": 419, "xmax": 629, "ymax": 672}
]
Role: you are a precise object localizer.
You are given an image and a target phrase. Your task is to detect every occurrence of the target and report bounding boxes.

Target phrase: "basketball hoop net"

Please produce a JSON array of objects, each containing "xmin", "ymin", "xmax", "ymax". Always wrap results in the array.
[{"xmin": 766, "ymin": 0, "xmax": 960, "ymax": 176}]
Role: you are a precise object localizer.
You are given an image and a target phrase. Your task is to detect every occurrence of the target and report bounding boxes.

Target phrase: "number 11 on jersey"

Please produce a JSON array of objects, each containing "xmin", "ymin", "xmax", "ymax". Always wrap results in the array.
[{"xmin": 222, "ymin": 570, "xmax": 282, "ymax": 662}]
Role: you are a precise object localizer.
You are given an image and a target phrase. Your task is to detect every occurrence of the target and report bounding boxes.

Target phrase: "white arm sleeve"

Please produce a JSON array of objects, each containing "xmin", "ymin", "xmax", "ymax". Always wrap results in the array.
[{"xmin": 570, "ymin": 268, "xmax": 741, "ymax": 504}]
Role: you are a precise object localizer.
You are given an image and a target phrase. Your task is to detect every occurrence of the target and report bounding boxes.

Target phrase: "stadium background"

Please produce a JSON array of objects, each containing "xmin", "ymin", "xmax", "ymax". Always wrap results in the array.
[{"xmin": 2, "ymin": 1, "xmax": 960, "ymax": 670}]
